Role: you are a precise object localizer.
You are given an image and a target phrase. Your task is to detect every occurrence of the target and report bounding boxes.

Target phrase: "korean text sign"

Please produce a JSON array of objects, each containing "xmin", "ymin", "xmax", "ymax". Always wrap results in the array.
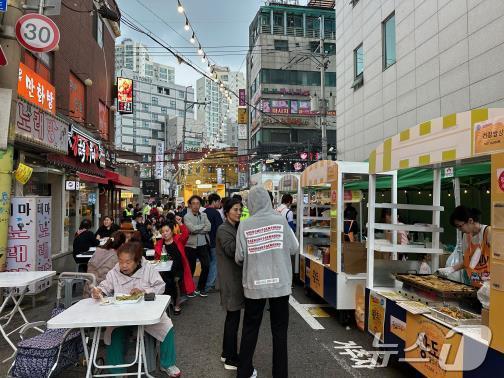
[
  {"xmin": 18, "ymin": 62, "xmax": 55, "ymax": 115},
  {"xmin": 117, "ymin": 77, "xmax": 133, "ymax": 114},
  {"xmin": 15, "ymin": 99, "xmax": 68, "ymax": 154},
  {"xmin": 68, "ymin": 126, "xmax": 102, "ymax": 167}
]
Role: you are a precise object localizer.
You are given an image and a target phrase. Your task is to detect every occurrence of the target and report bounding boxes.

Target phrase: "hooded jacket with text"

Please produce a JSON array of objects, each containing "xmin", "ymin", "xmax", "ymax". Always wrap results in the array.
[{"xmin": 235, "ymin": 186, "xmax": 299, "ymax": 299}]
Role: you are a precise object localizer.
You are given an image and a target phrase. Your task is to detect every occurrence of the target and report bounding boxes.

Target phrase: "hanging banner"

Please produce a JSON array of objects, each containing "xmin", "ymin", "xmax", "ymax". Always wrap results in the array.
[
  {"xmin": 15, "ymin": 99, "xmax": 68, "ymax": 154},
  {"xmin": 239, "ymin": 89, "xmax": 246, "ymax": 106},
  {"xmin": 18, "ymin": 62, "xmax": 56, "ymax": 114},
  {"xmin": 154, "ymin": 140, "xmax": 164, "ymax": 180},
  {"xmin": 217, "ymin": 168, "xmax": 223, "ymax": 184},
  {"xmin": 238, "ymin": 108, "xmax": 248, "ymax": 124},
  {"xmin": 117, "ymin": 77, "xmax": 133, "ymax": 114},
  {"xmin": 15, "ymin": 163, "xmax": 33, "ymax": 184}
]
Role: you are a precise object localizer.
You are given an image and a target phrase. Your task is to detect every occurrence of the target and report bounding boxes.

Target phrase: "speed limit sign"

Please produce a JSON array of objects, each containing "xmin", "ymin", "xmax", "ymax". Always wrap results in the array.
[{"xmin": 15, "ymin": 14, "xmax": 60, "ymax": 53}]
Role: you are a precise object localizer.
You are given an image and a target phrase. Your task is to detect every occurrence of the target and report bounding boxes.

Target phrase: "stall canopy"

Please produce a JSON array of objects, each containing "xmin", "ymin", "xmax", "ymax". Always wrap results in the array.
[
  {"xmin": 105, "ymin": 170, "xmax": 133, "ymax": 187},
  {"xmin": 345, "ymin": 161, "xmax": 490, "ymax": 190}
]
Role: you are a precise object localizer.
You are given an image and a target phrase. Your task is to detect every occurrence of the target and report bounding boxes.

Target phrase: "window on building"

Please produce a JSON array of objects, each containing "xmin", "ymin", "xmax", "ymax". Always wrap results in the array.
[
  {"xmin": 353, "ymin": 43, "xmax": 364, "ymax": 89},
  {"xmin": 93, "ymin": 10, "xmax": 104, "ymax": 48},
  {"xmin": 152, "ymin": 96, "xmax": 158, "ymax": 105},
  {"xmin": 221, "ymin": 75, "xmax": 229, "ymax": 82},
  {"xmin": 143, "ymin": 103, "xmax": 149, "ymax": 111},
  {"xmin": 170, "ymin": 100, "xmax": 176, "ymax": 108},
  {"xmin": 178, "ymin": 110, "xmax": 185, "ymax": 117},
  {"xmin": 157, "ymin": 86, "xmax": 163, "ymax": 94},
  {"xmin": 259, "ymin": 69, "xmax": 336, "ymax": 87},
  {"xmin": 287, "ymin": 14, "xmax": 303, "ymax": 28},
  {"xmin": 383, "ymin": 13, "xmax": 396, "ymax": 70},
  {"xmin": 274, "ymin": 40, "xmax": 289, "ymax": 51},
  {"xmin": 178, "ymin": 91, "xmax": 185, "ymax": 99},
  {"xmin": 143, "ymin": 121, "xmax": 149, "ymax": 128},
  {"xmin": 273, "ymin": 12, "xmax": 284, "ymax": 27},
  {"xmin": 164, "ymin": 88, "xmax": 170, "ymax": 95},
  {"xmin": 161, "ymin": 107, "xmax": 167, "ymax": 114},
  {"xmin": 152, "ymin": 113, "xmax": 158, "ymax": 120}
]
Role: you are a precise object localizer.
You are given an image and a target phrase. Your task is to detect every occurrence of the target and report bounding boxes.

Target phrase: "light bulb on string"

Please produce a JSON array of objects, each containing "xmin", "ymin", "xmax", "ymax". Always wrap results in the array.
[
  {"xmin": 202, "ymin": 54, "xmax": 206, "ymax": 63},
  {"xmin": 184, "ymin": 18, "xmax": 190, "ymax": 31},
  {"xmin": 190, "ymin": 33, "xmax": 195, "ymax": 44},
  {"xmin": 198, "ymin": 45, "xmax": 203, "ymax": 55},
  {"xmin": 177, "ymin": 0, "xmax": 184, "ymax": 13}
]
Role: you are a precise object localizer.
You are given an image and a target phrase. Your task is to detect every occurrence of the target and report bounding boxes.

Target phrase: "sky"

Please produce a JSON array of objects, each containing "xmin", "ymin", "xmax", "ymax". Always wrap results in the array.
[{"xmin": 116, "ymin": 0, "xmax": 266, "ymax": 87}]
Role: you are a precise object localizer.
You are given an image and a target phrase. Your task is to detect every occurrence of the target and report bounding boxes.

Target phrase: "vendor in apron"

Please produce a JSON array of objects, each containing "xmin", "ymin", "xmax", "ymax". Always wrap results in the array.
[{"xmin": 438, "ymin": 206, "xmax": 491, "ymax": 288}]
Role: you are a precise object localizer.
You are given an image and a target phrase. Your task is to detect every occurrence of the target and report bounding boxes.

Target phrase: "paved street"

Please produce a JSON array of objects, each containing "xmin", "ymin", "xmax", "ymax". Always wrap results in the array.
[{"xmin": 0, "ymin": 282, "xmax": 415, "ymax": 377}]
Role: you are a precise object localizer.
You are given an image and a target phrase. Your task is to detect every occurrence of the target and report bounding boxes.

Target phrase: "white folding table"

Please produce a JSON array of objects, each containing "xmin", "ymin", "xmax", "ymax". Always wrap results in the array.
[
  {"xmin": 153, "ymin": 261, "xmax": 173, "ymax": 272},
  {"xmin": 0, "ymin": 271, "xmax": 56, "ymax": 362},
  {"xmin": 47, "ymin": 295, "xmax": 171, "ymax": 378}
]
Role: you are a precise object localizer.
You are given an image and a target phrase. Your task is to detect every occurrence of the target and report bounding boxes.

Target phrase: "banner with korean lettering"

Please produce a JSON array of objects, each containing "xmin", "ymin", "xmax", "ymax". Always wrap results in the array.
[
  {"xmin": 117, "ymin": 77, "xmax": 134, "ymax": 114},
  {"xmin": 68, "ymin": 126, "xmax": 102, "ymax": 167},
  {"xmin": 155, "ymin": 140, "xmax": 164, "ymax": 180},
  {"xmin": 18, "ymin": 62, "xmax": 56, "ymax": 115},
  {"xmin": 35, "ymin": 197, "xmax": 52, "ymax": 271},
  {"xmin": 367, "ymin": 291, "xmax": 386, "ymax": 342},
  {"xmin": 473, "ymin": 117, "xmax": 504, "ymax": 156},
  {"xmin": 7, "ymin": 197, "xmax": 37, "ymax": 272},
  {"xmin": 239, "ymin": 89, "xmax": 246, "ymax": 106},
  {"xmin": 15, "ymin": 99, "xmax": 68, "ymax": 154}
]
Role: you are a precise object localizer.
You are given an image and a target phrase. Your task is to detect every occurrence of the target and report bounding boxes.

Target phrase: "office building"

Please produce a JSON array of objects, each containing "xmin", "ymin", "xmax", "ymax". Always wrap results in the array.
[
  {"xmin": 115, "ymin": 38, "xmax": 175, "ymax": 83},
  {"xmin": 247, "ymin": 0, "xmax": 337, "ymax": 179},
  {"xmin": 335, "ymin": 0, "xmax": 504, "ymax": 161}
]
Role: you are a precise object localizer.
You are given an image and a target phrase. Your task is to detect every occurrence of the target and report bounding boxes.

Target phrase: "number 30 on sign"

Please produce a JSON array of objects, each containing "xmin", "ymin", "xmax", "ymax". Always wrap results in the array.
[{"xmin": 15, "ymin": 14, "xmax": 60, "ymax": 53}]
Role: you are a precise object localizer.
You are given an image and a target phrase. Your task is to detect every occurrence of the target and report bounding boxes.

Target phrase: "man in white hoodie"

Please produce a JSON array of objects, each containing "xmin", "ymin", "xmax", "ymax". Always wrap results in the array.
[{"xmin": 235, "ymin": 186, "xmax": 299, "ymax": 378}]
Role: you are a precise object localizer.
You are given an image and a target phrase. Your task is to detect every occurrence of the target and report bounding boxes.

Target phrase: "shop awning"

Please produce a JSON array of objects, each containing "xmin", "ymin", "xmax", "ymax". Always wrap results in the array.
[
  {"xmin": 116, "ymin": 185, "xmax": 141, "ymax": 195},
  {"xmin": 78, "ymin": 172, "xmax": 108, "ymax": 185},
  {"xmin": 105, "ymin": 170, "xmax": 134, "ymax": 187},
  {"xmin": 344, "ymin": 162, "xmax": 491, "ymax": 190},
  {"xmin": 47, "ymin": 154, "xmax": 105, "ymax": 177}
]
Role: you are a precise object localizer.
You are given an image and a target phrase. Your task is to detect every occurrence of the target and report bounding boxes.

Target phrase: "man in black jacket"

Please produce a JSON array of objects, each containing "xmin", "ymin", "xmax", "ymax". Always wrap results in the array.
[{"xmin": 204, "ymin": 193, "xmax": 223, "ymax": 292}]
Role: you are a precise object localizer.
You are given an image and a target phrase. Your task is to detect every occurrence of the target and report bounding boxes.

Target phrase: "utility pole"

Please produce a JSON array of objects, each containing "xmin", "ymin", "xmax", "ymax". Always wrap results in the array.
[
  {"xmin": 181, "ymin": 85, "xmax": 209, "ymax": 160},
  {"xmin": 319, "ymin": 16, "xmax": 328, "ymax": 161},
  {"xmin": 0, "ymin": 0, "xmax": 23, "ymax": 271}
]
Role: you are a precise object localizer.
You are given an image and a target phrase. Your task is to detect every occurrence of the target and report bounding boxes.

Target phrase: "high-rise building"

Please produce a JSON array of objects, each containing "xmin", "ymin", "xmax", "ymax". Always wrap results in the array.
[
  {"xmin": 196, "ymin": 66, "xmax": 245, "ymax": 147},
  {"xmin": 115, "ymin": 38, "xmax": 175, "ymax": 83},
  {"xmin": 335, "ymin": 0, "xmax": 504, "ymax": 162},
  {"xmin": 247, "ymin": 1, "xmax": 336, "ymax": 179},
  {"xmin": 115, "ymin": 68, "xmax": 194, "ymax": 179}
]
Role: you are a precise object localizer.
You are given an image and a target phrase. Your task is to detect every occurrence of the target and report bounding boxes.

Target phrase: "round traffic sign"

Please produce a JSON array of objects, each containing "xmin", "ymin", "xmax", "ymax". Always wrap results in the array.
[{"xmin": 15, "ymin": 14, "xmax": 60, "ymax": 53}]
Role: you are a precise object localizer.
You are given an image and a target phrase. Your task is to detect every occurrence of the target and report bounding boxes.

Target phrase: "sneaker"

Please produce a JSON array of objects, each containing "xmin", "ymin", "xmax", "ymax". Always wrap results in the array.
[
  {"xmin": 198, "ymin": 291, "xmax": 208, "ymax": 297},
  {"xmin": 187, "ymin": 291, "xmax": 197, "ymax": 298},
  {"xmin": 224, "ymin": 359, "xmax": 238, "ymax": 370},
  {"xmin": 220, "ymin": 355, "xmax": 226, "ymax": 362},
  {"xmin": 250, "ymin": 368, "xmax": 258, "ymax": 377},
  {"xmin": 161, "ymin": 365, "xmax": 181, "ymax": 377}
]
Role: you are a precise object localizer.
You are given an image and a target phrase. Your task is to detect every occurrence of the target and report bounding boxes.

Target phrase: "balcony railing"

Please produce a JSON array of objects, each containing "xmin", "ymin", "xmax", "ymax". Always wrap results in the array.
[{"xmin": 286, "ymin": 26, "xmax": 304, "ymax": 37}]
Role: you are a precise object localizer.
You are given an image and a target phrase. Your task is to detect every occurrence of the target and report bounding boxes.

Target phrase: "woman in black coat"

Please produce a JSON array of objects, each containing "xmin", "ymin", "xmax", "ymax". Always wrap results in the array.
[
  {"xmin": 73, "ymin": 219, "xmax": 99, "ymax": 269},
  {"xmin": 95, "ymin": 216, "xmax": 119, "ymax": 239},
  {"xmin": 215, "ymin": 197, "xmax": 244, "ymax": 370}
]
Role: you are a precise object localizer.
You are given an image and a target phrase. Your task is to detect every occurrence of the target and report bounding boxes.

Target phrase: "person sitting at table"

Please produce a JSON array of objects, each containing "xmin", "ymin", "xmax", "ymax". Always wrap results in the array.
[
  {"xmin": 95, "ymin": 216, "xmax": 119, "ymax": 240},
  {"xmin": 155, "ymin": 217, "xmax": 195, "ymax": 314},
  {"xmin": 137, "ymin": 218, "xmax": 155, "ymax": 249},
  {"xmin": 84, "ymin": 231, "xmax": 126, "ymax": 298},
  {"xmin": 73, "ymin": 219, "xmax": 100, "ymax": 270},
  {"xmin": 91, "ymin": 242, "xmax": 181, "ymax": 377}
]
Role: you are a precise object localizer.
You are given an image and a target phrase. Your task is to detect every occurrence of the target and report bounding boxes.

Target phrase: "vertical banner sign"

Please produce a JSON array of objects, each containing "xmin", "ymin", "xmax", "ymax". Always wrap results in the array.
[
  {"xmin": 36, "ymin": 197, "xmax": 52, "ymax": 271},
  {"xmin": 238, "ymin": 108, "xmax": 248, "ymax": 124},
  {"xmin": 18, "ymin": 62, "xmax": 56, "ymax": 114},
  {"xmin": 7, "ymin": 197, "xmax": 37, "ymax": 272},
  {"xmin": 239, "ymin": 89, "xmax": 246, "ymax": 106},
  {"xmin": 117, "ymin": 77, "xmax": 133, "ymax": 114},
  {"xmin": 367, "ymin": 291, "xmax": 386, "ymax": 342},
  {"xmin": 217, "ymin": 168, "xmax": 223, "ymax": 184},
  {"xmin": 155, "ymin": 141, "xmax": 164, "ymax": 180}
]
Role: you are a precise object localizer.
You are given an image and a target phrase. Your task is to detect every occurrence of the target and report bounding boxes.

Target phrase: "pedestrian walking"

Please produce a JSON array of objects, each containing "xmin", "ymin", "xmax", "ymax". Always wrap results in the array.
[
  {"xmin": 184, "ymin": 195, "xmax": 211, "ymax": 297},
  {"xmin": 216, "ymin": 197, "xmax": 244, "ymax": 370},
  {"xmin": 275, "ymin": 194, "xmax": 296, "ymax": 232},
  {"xmin": 235, "ymin": 186, "xmax": 299, "ymax": 378},
  {"xmin": 204, "ymin": 193, "xmax": 224, "ymax": 293}
]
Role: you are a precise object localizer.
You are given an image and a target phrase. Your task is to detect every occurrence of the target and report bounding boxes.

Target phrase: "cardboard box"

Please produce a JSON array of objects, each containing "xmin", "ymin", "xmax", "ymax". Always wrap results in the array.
[{"xmin": 342, "ymin": 241, "xmax": 367, "ymax": 274}]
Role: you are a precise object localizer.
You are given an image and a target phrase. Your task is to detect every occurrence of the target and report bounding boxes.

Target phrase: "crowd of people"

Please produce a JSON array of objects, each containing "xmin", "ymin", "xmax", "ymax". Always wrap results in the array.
[{"xmin": 72, "ymin": 189, "xmax": 299, "ymax": 377}]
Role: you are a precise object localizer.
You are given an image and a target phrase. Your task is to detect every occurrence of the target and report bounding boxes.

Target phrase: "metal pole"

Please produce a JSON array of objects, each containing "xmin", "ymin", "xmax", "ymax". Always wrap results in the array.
[
  {"xmin": 0, "ymin": 0, "xmax": 23, "ymax": 271},
  {"xmin": 319, "ymin": 17, "xmax": 328, "ymax": 160},
  {"xmin": 38, "ymin": 0, "xmax": 45, "ymax": 14},
  {"xmin": 182, "ymin": 86, "xmax": 188, "ymax": 160}
]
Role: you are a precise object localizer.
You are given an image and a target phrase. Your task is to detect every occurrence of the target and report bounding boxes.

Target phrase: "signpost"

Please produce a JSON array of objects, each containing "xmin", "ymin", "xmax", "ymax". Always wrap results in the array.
[{"xmin": 15, "ymin": 13, "xmax": 60, "ymax": 53}]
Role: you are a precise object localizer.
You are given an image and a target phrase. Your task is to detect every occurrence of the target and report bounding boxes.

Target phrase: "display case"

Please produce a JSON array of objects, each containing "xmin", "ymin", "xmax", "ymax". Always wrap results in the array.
[{"xmin": 299, "ymin": 160, "xmax": 381, "ymax": 310}]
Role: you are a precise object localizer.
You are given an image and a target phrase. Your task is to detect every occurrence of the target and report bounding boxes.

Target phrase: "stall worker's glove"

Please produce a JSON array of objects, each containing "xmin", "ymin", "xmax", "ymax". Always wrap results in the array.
[{"xmin": 437, "ymin": 266, "xmax": 455, "ymax": 277}]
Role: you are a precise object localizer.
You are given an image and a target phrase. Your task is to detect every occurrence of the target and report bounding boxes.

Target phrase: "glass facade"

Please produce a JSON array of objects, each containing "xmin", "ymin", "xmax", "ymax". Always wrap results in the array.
[{"xmin": 354, "ymin": 44, "xmax": 364, "ymax": 78}]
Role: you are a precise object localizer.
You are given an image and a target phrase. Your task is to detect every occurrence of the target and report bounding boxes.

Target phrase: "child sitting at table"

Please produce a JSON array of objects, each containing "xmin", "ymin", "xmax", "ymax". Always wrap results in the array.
[{"xmin": 91, "ymin": 242, "xmax": 181, "ymax": 377}]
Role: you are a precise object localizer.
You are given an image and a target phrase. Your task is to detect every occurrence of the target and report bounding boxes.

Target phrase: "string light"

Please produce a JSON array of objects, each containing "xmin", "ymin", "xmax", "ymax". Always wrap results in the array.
[
  {"xmin": 177, "ymin": 0, "xmax": 184, "ymax": 13},
  {"xmin": 202, "ymin": 54, "xmax": 206, "ymax": 63},
  {"xmin": 184, "ymin": 18, "xmax": 190, "ymax": 31},
  {"xmin": 190, "ymin": 33, "xmax": 195, "ymax": 44},
  {"xmin": 197, "ymin": 45, "xmax": 203, "ymax": 55}
]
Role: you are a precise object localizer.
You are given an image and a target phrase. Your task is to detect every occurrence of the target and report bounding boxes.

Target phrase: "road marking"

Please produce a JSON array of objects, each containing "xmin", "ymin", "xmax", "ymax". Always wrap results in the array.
[
  {"xmin": 321, "ymin": 342, "xmax": 362, "ymax": 378},
  {"xmin": 289, "ymin": 296, "xmax": 324, "ymax": 330}
]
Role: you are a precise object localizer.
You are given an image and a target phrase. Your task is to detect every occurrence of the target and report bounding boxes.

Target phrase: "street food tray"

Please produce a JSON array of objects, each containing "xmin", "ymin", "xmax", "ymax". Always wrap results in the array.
[
  {"xmin": 429, "ymin": 305, "xmax": 481, "ymax": 326},
  {"xmin": 394, "ymin": 274, "xmax": 476, "ymax": 299}
]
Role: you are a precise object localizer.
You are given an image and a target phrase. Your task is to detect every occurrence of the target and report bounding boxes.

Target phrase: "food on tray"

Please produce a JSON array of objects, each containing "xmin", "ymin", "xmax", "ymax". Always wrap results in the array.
[
  {"xmin": 397, "ymin": 274, "xmax": 475, "ymax": 293},
  {"xmin": 116, "ymin": 293, "xmax": 143, "ymax": 301},
  {"xmin": 438, "ymin": 306, "xmax": 477, "ymax": 320}
]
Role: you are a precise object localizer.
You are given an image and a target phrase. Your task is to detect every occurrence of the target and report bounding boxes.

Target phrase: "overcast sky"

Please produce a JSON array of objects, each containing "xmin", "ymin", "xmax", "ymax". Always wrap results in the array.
[{"xmin": 116, "ymin": 0, "xmax": 266, "ymax": 87}]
